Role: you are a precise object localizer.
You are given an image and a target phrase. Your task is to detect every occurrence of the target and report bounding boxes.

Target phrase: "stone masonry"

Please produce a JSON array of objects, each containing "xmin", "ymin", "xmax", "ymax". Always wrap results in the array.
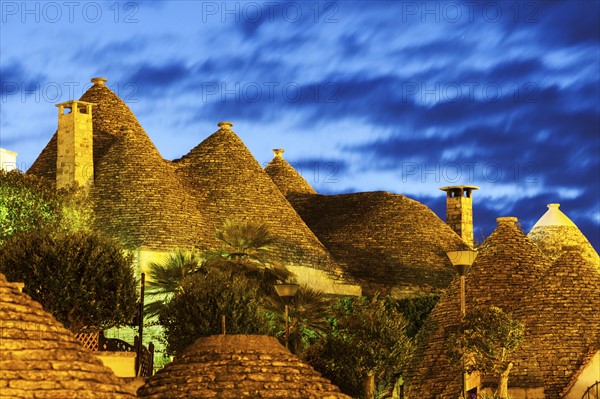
[
  {"xmin": 137, "ymin": 335, "xmax": 352, "ymax": 399},
  {"xmin": 56, "ymin": 100, "xmax": 95, "ymax": 189}
]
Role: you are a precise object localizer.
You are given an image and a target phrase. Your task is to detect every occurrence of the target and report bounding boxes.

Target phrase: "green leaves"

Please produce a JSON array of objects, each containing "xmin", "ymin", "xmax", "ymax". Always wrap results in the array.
[
  {"xmin": 0, "ymin": 230, "xmax": 137, "ymax": 333},
  {"xmin": 0, "ymin": 170, "xmax": 93, "ymax": 244},
  {"xmin": 304, "ymin": 296, "xmax": 414, "ymax": 398},
  {"xmin": 446, "ymin": 304, "xmax": 524, "ymax": 396},
  {"xmin": 158, "ymin": 265, "xmax": 270, "ymax": 355}
]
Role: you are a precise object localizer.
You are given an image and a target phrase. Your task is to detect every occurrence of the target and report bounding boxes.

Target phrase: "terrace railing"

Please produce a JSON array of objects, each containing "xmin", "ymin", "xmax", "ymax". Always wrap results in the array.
[{"xmin": 582, "ymin": 382, "xmax": 599, "ymax": 399}]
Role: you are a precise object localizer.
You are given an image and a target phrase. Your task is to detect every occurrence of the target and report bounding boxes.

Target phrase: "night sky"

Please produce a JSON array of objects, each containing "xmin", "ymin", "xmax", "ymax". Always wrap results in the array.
[{"xmin": 1, "ymin": 0, "xmax": 598, "ymax": 250}]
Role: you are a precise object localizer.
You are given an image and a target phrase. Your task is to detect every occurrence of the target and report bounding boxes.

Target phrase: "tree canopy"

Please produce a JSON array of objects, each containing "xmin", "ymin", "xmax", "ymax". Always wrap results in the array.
[
  {"xmin": 158, "ymin": 264, "xmax": 270, "ymax": 355},
  {"xmin": 144, "ymin": 249, "xmax": 204, "ymax": 317},
  {"xmin": 266, "ymin": 286, "xmax": 332, "ymax": 355},
  {"xmin": 0, "ymin": 170, "xmax": 93, "ymax": 244},
  {"xmin": 0, "ymin": 230, "xmax": 138, "ymax": 333},
  {"xmin": 447, "ymin": 305, "xmax": 525, "ymax": 399},
  {"xmin": 304, "ymin": 296, "xmax": 414, "ymax": 399},
  {"xmin": 205, "ymin": 219, "xmax": 294, "ymax": 295}
]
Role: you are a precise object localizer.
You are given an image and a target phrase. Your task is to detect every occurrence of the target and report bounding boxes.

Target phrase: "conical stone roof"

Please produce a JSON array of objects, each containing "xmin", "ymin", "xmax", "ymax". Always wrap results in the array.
[
  {"xmin": 174, "ymin": 122, "xmax": 346, "ymax": 278},
  {"xmin": 28, "ymin": 78, "xmax": 140, "ymax": 180},
  {"xmin": 264, "ymin": 148, "xmax": 317, "ymax": 197},
  {"xmin": 528, "ymin": 203, "xmax": 599, "ymax": 268},
  {"xmin": 93, "ymin": 127, "xmax": 206, "ymax": 251},
  {"xmin": 0, "ymin": 273, "xmax": 135, "ymax": 398},
  {"xmin": 511, "ymin": 249, "xmax": 600, "ymax": 397},
  {"xmin": 136, "ymin": 335, "xmax": 351, "ymax": 399},
  {"xmin": 290, "ymin": 191, "xmax": 469, "ymax": 296},
  {"xmin": 405, "ymin": 216, "xmax": 552, "ymax": 398}
]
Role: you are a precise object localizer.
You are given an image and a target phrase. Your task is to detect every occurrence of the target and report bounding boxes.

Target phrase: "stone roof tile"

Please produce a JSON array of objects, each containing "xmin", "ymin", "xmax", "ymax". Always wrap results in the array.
[
  {"xmin": 511, "ymin": 250, "xmax": 600, "ymax": 397},
  {"xmin": 291, "ymin": 191, "xmax": 469, "ymax": 296},
  {"xmin": 92, "ymin": 127, "xmax": 206, "ymax": 251},
  {"xmin": 405, "ymin": 216, "xmax": 551, "ymax": 398},
  {"xmin": 173, "ymin": 123, "xmax": 348, "ymax": 279},
  {"xmin": 137, "ymin": 335, "xmax": 351, "ymax": 398},
  {"xmin": 0, "ymin": 273, "xmax": 135, "ymax": 398}
]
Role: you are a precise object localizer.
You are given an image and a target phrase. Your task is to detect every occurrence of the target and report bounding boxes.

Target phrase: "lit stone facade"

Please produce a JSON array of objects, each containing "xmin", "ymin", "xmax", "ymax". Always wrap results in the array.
[
  {"xmin": 440, "ymin": 185, "xmax": 479, "ymax": 247},
  {"xmin": 56, "ymin": 100, "xmax": 95, "ymax": 189},
  {"xmin": 28, "ymin": 77, "xmax": 477, "ymax": 297},
  {"xmin": 0, "ymin": 148, "xmax": 18, "ymax": 171}
]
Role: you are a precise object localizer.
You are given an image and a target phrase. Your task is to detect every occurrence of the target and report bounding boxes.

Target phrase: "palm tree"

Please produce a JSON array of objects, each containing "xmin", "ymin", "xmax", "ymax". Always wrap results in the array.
[
  {"xmin": 206, "ymin": 219, "xmax": 294, "ymax": 295},
  {"xmin": 267, "ymin": 286, "xmax": 332, "ymax": 354},
  {"xmin": 144, "ymin": 249, "xmax": 203, "ymax": 317},
  {"xmin": 214, "ymin": 218, "xmax": 276, "ymax": 262}
]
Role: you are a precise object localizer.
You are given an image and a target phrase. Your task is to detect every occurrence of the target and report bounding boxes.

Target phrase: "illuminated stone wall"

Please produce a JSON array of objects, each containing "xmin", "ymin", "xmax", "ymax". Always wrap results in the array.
[
  {"xmin": 0, "ymin": 148, "xmax": 18, "ymax": 171},
  {"xmin": 56, "ymin": 100, "xmax": 94, "ymax": 189}
]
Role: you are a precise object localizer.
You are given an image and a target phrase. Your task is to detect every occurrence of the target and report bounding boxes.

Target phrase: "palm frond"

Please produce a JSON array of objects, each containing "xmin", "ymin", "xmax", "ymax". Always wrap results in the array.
[
  {"xmin": 146, "ymin": 249, "xmax": 203, "ymax": 296},
  {"xmin": 215, "ymin": 219, "xmax": 277, "ymax": 261}
]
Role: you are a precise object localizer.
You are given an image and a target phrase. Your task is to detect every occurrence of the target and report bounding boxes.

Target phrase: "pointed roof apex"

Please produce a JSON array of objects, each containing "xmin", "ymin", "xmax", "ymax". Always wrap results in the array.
[
  {"xmin": 91, "ymin": 77, "xmax": 107, "ymax": 85},
  {"xmin": 218, "ymin": 121, "xmax": 233, "ymax": 130},
  {"xmin": 532, "ymin": 203, "xmax": 577, "ymax": 228},
  {"xmin": 264, "ymin": 149, "xmax": 317, "ymax": 196},
  {"xmin": 497, "ymin": 216, "xmax": 518, "ymax": 225}
]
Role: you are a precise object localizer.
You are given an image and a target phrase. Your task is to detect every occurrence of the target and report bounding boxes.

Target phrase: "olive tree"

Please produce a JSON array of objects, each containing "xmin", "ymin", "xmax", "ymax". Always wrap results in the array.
[
  {"xmin": 447, "ymin": 305, "xmax": 524, "ymax": 399},
  {"xmin": 304, "ymin": 296, "xmax": 414, "ymax": 399}
]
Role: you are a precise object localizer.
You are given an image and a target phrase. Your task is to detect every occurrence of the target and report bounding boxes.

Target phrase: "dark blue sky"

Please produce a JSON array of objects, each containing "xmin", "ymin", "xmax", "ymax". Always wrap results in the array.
[{"xmin": 1, "ymin": 0, "xmax": 598, "ymax": 250}]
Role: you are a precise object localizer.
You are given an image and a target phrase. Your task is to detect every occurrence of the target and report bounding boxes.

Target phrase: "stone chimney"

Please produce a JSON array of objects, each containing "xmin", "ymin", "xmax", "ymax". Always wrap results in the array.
[
  {"xmin": 0, "ymin": 148, "xmax": 18, "ymax": 171},
  {"xmin": 440, "ymin": 185, "xmax": 479, "ymax": 247},
  {"xmin": 496, "ymin": 216, "xmax": 518, "ymax": 226},
  {"xmin": 55, "ymin": 100, "xmax": 95, "ymax": 189}
]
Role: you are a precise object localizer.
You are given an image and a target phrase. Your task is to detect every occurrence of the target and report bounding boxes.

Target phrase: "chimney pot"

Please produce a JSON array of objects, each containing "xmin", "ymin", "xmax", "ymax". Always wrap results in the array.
[
  {"xmin": 439, "ymin": 185, "xmax": 479, "ymax": 247},
  {"xmin": 91, "ymin": 77, "xmax": 107, "ymax": 85},
  {"xmin": 496, "ymin": 216, "xmax": 518, "ymax": 225},
  {"xmin": 218, "ymin": 121, "xmax": 233, "ymax": 130},
  {"xmin": 273, "ymin": 148, "xmax": 285, "ymax": 158}
]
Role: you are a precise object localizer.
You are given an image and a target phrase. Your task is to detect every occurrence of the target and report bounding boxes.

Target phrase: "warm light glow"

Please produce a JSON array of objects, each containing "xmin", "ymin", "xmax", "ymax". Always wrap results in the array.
[
  {"xmin": 446, "ymin": 250, "xmax": 477, "ymax": 276},
  {"xmin": 274, "ymin": 283, "xmax": 299, "ymax": 298},
  {"xmin": 446, "ymin": 250, "xmax": 478, "ymax": 266}
]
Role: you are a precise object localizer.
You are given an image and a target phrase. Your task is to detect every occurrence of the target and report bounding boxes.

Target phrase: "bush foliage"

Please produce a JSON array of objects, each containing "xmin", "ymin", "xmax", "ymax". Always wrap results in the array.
[
  {"xmin": 304, "ymin": 296, "xmax": 414, "ymax": 398},
  {"xmin": 0, "ymin": 170, "xmax": 93, "ymax": 244},
  {"xmin": 158, "ymin": 265, "xmax": 270, "ymax": 355},
  {"xmin": 0, "ymin": 230, "xmax": 138, "ymax": 333}
]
